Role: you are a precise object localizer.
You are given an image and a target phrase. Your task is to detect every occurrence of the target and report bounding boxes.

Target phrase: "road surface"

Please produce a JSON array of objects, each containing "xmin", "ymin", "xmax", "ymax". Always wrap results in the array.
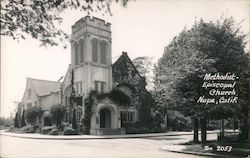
[{"xmin": 0, "ymin": 133, "xmax": 217, "ymax": 158}]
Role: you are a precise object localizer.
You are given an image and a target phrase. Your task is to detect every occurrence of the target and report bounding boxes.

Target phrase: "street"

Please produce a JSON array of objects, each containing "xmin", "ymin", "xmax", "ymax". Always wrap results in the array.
[{"xmin": 0, "ymin": 133, "xmax": 217, "ymax": 158}]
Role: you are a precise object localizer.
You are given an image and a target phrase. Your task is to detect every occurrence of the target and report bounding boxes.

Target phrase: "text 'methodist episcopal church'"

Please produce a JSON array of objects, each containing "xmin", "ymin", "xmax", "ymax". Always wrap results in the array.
[{"xmin": 18, "ymin": 16, "xmax": 153, "ymax": 135}]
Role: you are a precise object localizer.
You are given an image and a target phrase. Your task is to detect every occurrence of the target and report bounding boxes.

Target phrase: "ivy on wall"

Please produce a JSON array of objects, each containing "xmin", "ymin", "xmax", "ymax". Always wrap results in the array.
[{"xmin": 83, "ymin": 91, "xmax": 95, "ymax": 134}]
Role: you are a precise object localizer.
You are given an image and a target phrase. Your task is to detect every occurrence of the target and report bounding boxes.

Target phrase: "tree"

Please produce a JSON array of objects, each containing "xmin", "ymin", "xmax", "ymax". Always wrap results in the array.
[
  {"xmin": 21, "ymin": 110, "xmax": 26, "ymax": 127},
  {"xmin": 154, "ymin": 17, "xmax": 249, "ymax": 143},
  {"xmin": 132, "ymin": 56, "xmax": 154, "ymax": 91},
  {"xmin": 72, "ymin": 109, "xmax": 77, "ymax": 130},
  {"xmin": 1, "ymin": 0, "xmax": 131, "ymax": 47},
  {"xmin": 0, "ymin": 116, "xmax": 14, "ymax": 127},
  {"xmin": 50, "ymin": 104, "xmax": 65, "ymax": 128},
  {"xmin": 14, "ymin": 112, "xmax": 19, "ymax": 127},
  {"xmin": 25, "ymin": 106, "xmax": 43, "ymax": 125}
]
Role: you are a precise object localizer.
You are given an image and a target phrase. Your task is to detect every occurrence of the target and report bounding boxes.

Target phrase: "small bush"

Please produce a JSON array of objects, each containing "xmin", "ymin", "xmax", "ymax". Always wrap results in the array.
[
  {"xmin": 41, "ymin": 125, "xmax": 56, "ymax": 134},
  {"xmin": 170, "ymin": 117, "xmax": 192, "ymax": 131},
  {"xmin": 8, "ymin": 126, "xmax": 17, "ymax": 132},
  {"xmin": 61, "ymin": 122, "xmax": 70, "ymax": 130},
  {"xmin": 150, "ymin": 127, "xmax": 161, "ymax": 133},
  {"xmin": 124, "ymin": 122, "xmax": 163, "ymax": 134},
  {"xmin": 20, "ymin": 125, "xmax": 35, "ymax": 133},
  {"xmin": 63, "ymin": 127, "xmax": 77, "ymax": 135},
  {"xmin": 126, "ymin": 127, "xmax": 138, "ymax": 134},
  {"xmin": 49, "ymin": 129, "xmax": 59, "ymax": 135}
]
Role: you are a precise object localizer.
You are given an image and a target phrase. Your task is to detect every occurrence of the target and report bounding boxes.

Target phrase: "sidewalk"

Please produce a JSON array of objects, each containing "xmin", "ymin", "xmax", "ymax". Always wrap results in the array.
[{"xmin": 0, "ymin": 130, "xmax": 218, "ymax": 140}]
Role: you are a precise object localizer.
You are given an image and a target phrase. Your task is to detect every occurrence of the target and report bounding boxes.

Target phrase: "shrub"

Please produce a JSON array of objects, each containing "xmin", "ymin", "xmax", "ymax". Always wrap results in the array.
[
  {"xmin": 25, "ymin": 106, "xmax": 42, "ymax": 125},
  {"xmin": 126, "ymin": 127, "xmax": 139, "ymax": 134},
  {"xmin": 123, "ymin": 121, "xmax": 163, "ymax": 134},
  {"xmin": 62, "ymin": 122, "xmax": 70, "ymax": 130},
  {"xmin": 20, "ymin": 125, "xmax": 35, "ymax": 133},
  {"xmin": 63, "ymin": 127, "xmax": 77, "ymax": 135},
  {"xmin": 8, "ymin": 126, "xmax": 17, "ymax": 132},
  {"xmin": 50, "ymin": 104, "xmax": 65, "ymax": 128},
  {"xmin": 72, "ymin": 109, "xmax": 77, "ymax": 130},
  {"xmin": 49, "ymin": 129, "xmax": 59, "ymax": 135},
  {"xmin": 41, "ymin": 125, "xmax": 56, "ymax": 134},
  {"xmin": 150, "ymin": 126, "xmax": 161, "ymax": 133},
  {"xmin": 0, "ymin": 117, "xmax": 14, "ymax": 127},
  {"xmin": 170, "ymin": 117, "xmax": 191, "ymax": 131}
]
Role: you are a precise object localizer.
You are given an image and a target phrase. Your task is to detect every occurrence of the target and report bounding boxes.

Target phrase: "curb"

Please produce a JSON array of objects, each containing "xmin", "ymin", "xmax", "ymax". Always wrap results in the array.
[{"xmin": 0, "ymin": 130, "xmax": 218, "ymax": 140}]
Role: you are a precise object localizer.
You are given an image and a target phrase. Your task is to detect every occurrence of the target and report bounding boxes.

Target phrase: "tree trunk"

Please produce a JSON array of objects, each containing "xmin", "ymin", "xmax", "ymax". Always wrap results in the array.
[
  {"xmin": 221, "ymin": 119, "xmax": 224, "ymax": 139},
  {"xmin": 239, "ymin": 116, "xmax": 249, "ymax": 141},
  {"xmin": 193, "ymin": 117, "xmax": 199, "ymax": 142},
  {"xmin": 200, "ymin": 118, "xmax": 207, "ymax": 144},
  {"xmin": 233, "ymin": 116, "xmax": 237, "ymax": 132}
]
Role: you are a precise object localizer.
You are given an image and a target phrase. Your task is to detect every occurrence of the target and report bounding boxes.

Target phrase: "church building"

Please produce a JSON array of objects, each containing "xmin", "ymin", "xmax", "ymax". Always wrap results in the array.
[{"xmin": 19, "ymin": 16, "xmax": 152, "ymax": 135}]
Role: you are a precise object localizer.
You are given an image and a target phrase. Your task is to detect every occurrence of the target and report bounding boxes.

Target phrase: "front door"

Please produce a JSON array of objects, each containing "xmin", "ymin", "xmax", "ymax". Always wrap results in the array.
[{"xmin": 100, "ymin": 108, "xmax": 111, "ymax": 128}]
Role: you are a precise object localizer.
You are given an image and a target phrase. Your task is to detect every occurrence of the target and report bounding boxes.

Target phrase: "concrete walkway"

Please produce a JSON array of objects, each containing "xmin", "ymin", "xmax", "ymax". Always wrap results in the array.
[{"xmin": 0, "ymin": 130, "xmax": 218, "ymax": 140}]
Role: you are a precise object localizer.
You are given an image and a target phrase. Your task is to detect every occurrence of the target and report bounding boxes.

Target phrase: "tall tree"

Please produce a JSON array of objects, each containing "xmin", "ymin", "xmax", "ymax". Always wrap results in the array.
[
  {"xmin": 132, "ymin": 56, "xmax": 154, "ymax": 91},
  {"xmin": 21, "ymin": 110, "xmax": 26, "ymax": 127},
  {"xmin": 50, "ymin": 104, "xmax": 65, "ymax": 128},
  {"xmin": 14, "ymin": 112, "xmax": 19, "ymax": 128},
  {"xmin": 25, "ymin": 106, "xmax": 43, "ymax": 125},
  {"xmin": 154, "ymin": 17, "xmax": 249, "ymax": 142},
  {"xmin": 1, "ymin": 0, "xmax": 131, "ymax": 47},
  {"xmin": 72, "ymin": 109, "xmax": 77, "ymax": 130}
]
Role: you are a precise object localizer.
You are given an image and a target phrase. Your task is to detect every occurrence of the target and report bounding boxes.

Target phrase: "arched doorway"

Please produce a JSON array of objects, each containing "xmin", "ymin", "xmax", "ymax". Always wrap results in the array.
[{"xmin": 100, "ymin": 108, "xmax": 111, "ymax": 128}]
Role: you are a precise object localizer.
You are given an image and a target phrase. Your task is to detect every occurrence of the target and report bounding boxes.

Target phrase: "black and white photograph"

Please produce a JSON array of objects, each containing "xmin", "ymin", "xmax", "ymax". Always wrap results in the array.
[{"xmin": 1, "ymin": 0, "xmax": 250, "ymax": 158}]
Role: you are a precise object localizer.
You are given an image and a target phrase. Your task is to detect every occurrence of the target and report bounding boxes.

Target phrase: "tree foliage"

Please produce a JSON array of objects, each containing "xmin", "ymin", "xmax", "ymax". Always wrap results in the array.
[
  {"xmin": 21, "ymin": 110, "xmax": 26, "ymax": 127},
  {"xmin": 96, "ymin": 88, "xmax": 131, "ymax": 105},
  {"xmin": 1, "ymin": 0, "xmax": 131, "ymax": 47},
  {"xmin": 50, "ymin": 104, "xmax": 65, "ymax": 127},
  {"xmin": 25, "ymin": 106, "xmax": 43, "ymax": 124},
  {"xmin": 0, "ymin": 116, "xmax": 14, "ymax": 127},
  {"xmin": 14, "ymin": 112, "xmax": 19, "ymax": 127},
  {"xmin": 72, "ymin": 109, "xmax": 77, "ymax": 130},
  {"xmin": 83, "ymin": 91, "xmax": 95, "ymax": 134},
  {"xmin": 132, "ymin": 56, "xmax": 154, "ymax": 91},
  {"xmin": 154, "ymin": 17, "xmax": 249, "ymax": 119}
]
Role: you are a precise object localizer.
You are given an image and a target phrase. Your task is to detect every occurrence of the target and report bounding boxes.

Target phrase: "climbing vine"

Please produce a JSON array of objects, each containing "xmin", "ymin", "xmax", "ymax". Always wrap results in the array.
[{"xmin": 83, "ymin": 91, "xmax": 95, "ymax": 134}]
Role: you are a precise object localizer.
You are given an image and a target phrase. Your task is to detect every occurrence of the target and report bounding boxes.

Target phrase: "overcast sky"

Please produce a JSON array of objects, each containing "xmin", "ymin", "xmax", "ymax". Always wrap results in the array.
[{"xmin": 1, "ymin": 0, "xmax": 249, "ymax": 117}]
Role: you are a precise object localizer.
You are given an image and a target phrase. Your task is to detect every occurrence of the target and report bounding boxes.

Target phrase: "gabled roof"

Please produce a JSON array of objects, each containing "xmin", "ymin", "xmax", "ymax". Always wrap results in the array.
[
  {"xmin": 112, "ymin": 51, "xmax": 144, "ymax": 79},
  {"xmin": 28, "ymin": 78, "xmax": 61, "ymax": 96},
  {"xmin": 112, "ymin": 52, "xmax": 146, "ymax": 88}
]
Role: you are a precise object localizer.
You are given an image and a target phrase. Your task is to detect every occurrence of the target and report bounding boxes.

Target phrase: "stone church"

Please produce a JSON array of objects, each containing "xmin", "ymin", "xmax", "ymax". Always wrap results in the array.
[{"xmin": 19, "ymin": 16, "xmax": 152, "ymax": 135}]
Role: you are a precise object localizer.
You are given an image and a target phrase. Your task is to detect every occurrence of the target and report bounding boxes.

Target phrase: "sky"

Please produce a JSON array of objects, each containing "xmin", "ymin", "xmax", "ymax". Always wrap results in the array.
[{"xmin": 1, "ymin": 0, "xmax": 249, "ymax": 117}]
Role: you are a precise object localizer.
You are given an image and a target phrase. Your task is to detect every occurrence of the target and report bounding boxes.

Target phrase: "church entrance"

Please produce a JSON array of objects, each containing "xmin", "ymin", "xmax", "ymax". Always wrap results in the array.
[{"xmin": 100, "ymin": 108, "xmax": 111, "ymax": 128}]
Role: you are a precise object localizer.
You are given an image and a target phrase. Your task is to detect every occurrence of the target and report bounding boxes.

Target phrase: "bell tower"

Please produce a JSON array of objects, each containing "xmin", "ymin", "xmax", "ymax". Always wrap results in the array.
[{"xmin": 70, "ymin": 16, "xmax": 112, "ymax": 97}]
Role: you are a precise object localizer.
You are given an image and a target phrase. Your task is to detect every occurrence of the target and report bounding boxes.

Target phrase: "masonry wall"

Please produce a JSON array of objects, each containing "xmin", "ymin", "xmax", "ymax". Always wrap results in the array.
[{"xmin": 39, "ymin": 92, "xmax": 61, "ymax": 111}]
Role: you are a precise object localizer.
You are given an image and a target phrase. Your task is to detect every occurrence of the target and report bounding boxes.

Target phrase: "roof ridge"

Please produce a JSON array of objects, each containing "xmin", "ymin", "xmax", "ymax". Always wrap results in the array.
[
  {"xmin": 28, "ymin": 77, "xmax": 62, "ymax": 83},
  {"xmin": 113, "ymin": 52, "xmax": 145, "ymax": 80}
]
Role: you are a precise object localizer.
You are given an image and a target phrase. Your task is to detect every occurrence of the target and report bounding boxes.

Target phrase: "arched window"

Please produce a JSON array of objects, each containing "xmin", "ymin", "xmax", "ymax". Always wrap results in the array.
[
  {"xmin": 92, "ymin": 39, "xmax": 98, "ymax": 62},
  {"xmin": 79, "ymin": 39, "xmax": 84, "ymax": 63},
  {"xmin": 74, "ymin": 43, "xmax": 79, "ymax": 65},
  {"xmin": 100, "ymin": 41, "xmax": 107, "ymax": 64}
]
